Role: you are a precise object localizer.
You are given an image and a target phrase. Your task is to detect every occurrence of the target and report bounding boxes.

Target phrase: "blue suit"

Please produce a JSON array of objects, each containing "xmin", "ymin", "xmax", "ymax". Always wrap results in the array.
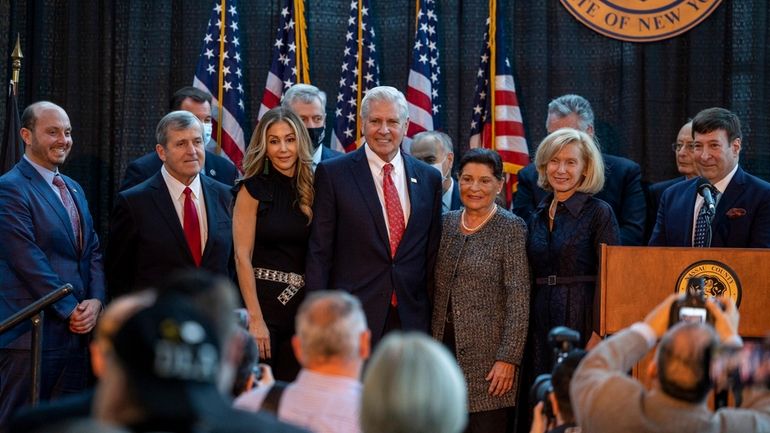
[
  {"xmin": 649, "ymin": 167, "xmax": 770, "ymax": 247},
  {"xmin": 449, "ymin": 179, "xmax": 462, "ymax": 211},
  {"xmin": 0, "ymin": 158, "xmax": 105, "ymax": 423},
  {"xmin": 513, "ymin": 154, "xmax": 646, "ymax": 246},
  {"xmin": 119, "ymin": 149, "xmax": 238, "ymax": 192},
  {"xmin": 305, "ymin": 147, "xmax": 442, "ymax": 344},
  {"xmin": 106, "ymin": 172, "xmax": 234, "ymax": 298}
]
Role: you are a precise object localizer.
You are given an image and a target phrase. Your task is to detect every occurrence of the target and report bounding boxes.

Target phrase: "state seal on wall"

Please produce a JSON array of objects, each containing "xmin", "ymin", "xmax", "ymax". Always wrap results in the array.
[
  {"xmin": 560, "ymin": 0, "xmax": 724, "ymax": 42},
  {"xmin": 675, "ymin": 260, "xmax": 741, "ymax": 307}
]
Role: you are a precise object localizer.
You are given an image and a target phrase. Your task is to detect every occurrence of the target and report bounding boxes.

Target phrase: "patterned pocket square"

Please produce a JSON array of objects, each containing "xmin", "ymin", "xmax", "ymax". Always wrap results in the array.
[{"xmin": 726, "ymin": 208, "xmax": 747, "ymax": 219}]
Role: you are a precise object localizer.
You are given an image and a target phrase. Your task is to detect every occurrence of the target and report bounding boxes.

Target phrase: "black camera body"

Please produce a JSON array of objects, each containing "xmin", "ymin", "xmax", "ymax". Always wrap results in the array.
[
  {"xmin": 669, "ymin": 276, "xmax": 714, "ymax": 327},
  {"xmin": 529, "ymin": 326, "xmax": 581, "ymax": 422}
]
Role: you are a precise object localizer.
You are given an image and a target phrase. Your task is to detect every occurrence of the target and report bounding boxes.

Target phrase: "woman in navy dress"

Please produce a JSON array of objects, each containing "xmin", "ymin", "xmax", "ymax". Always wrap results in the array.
[
  {"xmin": 232, "ymin": 107, "xmax": 314, "ymax": 381},
  {"xmin": 526, "ymin": 128, "xmax": 620, "ymax": 377}
]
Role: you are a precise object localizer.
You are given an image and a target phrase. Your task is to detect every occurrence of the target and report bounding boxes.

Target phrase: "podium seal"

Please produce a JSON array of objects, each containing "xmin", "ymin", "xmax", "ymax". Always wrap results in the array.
[{"xmin": 675, "ymin": 260, "xmax": 741, "ymax": 307}]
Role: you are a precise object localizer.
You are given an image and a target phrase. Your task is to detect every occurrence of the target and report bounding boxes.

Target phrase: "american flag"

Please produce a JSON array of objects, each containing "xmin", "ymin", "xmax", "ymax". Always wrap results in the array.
[
  {"xmin": 258, "ymin": 0, "xmax": 311, "ymax": 119},
  {"xmin": 332, "ymin": 0, "xmax": 381, "ymax": 153},
  {"xmin": 406, "ymin": 0, "xmax": 441, "ymax": 137},
  {"xmin": 193, "ymin": 0, "xmax": 247, "ymax": 171},
  {"xmin": 468, "ymin": 4, "xmax": 528, "ymax": 203}
]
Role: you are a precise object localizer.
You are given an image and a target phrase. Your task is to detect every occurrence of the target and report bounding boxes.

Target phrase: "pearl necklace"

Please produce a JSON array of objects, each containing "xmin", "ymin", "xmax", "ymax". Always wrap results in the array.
[{"xmin": 461, "ymin": 204, "xmax": 498, "ymax": 232}]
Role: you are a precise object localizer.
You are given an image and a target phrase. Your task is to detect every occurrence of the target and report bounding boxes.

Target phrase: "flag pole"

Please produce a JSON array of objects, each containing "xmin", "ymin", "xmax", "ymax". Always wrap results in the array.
[
  {"xmin": 216, "ymin": 0, "xmax": 227, "ymax": 155},
  {"xmin": 488, "ymin": 0, "xmax": 497, "ymax": 150},
  {"xmin": 295, "ymin": 0, "xmax": 310, "ymax": 84},
  {"xmin": 11, "ymin": 34, "xmax": 23, "ymax": 93},
  {"xmin": 354, "ymin": 0, "xmax": 364, "ymax": 147}
]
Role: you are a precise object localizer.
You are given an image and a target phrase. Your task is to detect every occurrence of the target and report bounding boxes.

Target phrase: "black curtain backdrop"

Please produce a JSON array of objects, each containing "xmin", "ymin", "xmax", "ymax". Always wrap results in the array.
[{"xmin": 1, "ymin": 0, "xmax": 768, "ymax": 239}]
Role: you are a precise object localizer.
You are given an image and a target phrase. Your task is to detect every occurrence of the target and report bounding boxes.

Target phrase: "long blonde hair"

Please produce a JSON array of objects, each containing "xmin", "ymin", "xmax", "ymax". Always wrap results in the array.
[{"xmin": 242, "ymin": 107, "xmax": 314, "ymax": 222}]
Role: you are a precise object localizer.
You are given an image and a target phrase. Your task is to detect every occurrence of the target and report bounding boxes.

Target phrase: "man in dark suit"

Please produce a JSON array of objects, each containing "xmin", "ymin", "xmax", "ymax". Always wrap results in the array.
[
  {"xmin": 649, "ymin": 107, "xmax": 770, "ymax": 247},
  {"xmin": 106, "ymin": 111, "xmax": 234, "ymax": 297},
  {"xmin": 305, "ymin": 86, "xmax": 442, "ymax": 346},
  {"xmin": 0, "ymin": 102, "xmax": 105, "ymax": 425},
  {"xmin": 281, "ymin": 83, "xmax": 343, "ymax": 171},
  {"xmin": 119, "ymin": 87, "xmax": 238, "ymax": 191},
  {"xmin": 410, "ymin": 131, "xmax": 462, "ymax": 212},
  {"xmin": 512, "ymin": 94, "xmax": 646, "ymax": 245},
  {"xmin": 644, "ymin": 120, "xmax": 698, "ymax": 241}
]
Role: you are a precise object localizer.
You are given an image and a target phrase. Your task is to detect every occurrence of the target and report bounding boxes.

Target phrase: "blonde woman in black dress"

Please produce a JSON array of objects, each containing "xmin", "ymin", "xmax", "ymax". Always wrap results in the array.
[{"xmin": 233, "ymin": 107, "xmax": 314, "ymax": 381}]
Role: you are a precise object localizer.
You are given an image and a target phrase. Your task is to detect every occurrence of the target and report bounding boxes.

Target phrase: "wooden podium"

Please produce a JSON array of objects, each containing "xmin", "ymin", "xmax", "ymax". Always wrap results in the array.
[
  {"xmin": 597, "ymin": 245, "xmax": 770, "ymax": 391},
  {"xmin": 597, "ymin": 245, "xmax": 770, "ymax": 338}
]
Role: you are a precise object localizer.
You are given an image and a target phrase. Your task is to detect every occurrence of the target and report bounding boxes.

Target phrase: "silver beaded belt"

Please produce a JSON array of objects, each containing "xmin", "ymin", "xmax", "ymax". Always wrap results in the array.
[{"xmin": 254, "ymin": 267, "xmax": 305, "ymax": 305}]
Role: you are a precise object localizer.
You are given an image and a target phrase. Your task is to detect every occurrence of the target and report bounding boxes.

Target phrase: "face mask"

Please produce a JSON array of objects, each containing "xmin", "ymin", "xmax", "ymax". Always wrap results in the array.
[
  {"xmin": 306, "ymin": 127, "xmax": 325, "ymax": 151},
  {"xmin": 431, "ymin": 157, "xmax": 448, "ymax": 179},
  {"xmin": 202, "ymin": 122, "xmax": 213, "ymax": 145}
]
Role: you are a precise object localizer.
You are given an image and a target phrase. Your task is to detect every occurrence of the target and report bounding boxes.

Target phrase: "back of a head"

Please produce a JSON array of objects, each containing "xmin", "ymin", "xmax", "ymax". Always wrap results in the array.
[
  {"xmin": 110, "ymin": 296, "xmax": 225, "ymax": 425},
  {"xmin": 155, "ymin": 269, "xmax": 238, "ymax": 345},
  {"xmin": 295, "ymin": 290, "xmax": 368, "ymax": 365},
  {"xmin": 552, "ymin": 349, "xmax": 587, "ymax": 423},
  {"xmin": 657, "ymin": 322, "xmax": 717, "ymax": 403},
  {"xmin": 361, "ymin": 332, "xmax": 467, "ymax": 433}
]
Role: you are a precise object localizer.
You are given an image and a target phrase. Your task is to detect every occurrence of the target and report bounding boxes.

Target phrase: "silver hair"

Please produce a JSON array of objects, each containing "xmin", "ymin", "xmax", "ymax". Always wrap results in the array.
[
  {"xmin": 295, "ymin": 291, "xmax": 368, "ymax": 362},
  {"xmin": 282, "ymin": 83, "xmax": 327, "ymax": 109},
  {"xmin": 360, "ymin": 86, "xmax": 409, "ymax": 123},
  {"xmin": 155, "ymin": 110, "xmax": 203, "ymax": 147},
  {"xmin": 361, "ymin": 332, "xmax": 468, "ymax": 433},
  {"xmin": 412, "ymin": 130, "xmax": 453, "ymax": 154},
  {"xmin": 546, "ymin": 94, "xmax": 594, "ymax": 132}
]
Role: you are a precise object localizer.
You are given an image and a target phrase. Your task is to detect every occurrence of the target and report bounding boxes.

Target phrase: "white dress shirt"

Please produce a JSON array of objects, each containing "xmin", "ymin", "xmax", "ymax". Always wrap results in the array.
[
  {"xmin": 312, "ymin": 144, "xmax": 323, "ymax": 172},
  {"xmin": 691, "ymin": 164, "xmax": 738, "ymax": 245},
  {"xmin": 442, "ymin": 177, "xmax": 456, "ymax": 212},
  {"xmin": 234, "ymin": 369, "xmax": 363, "ymax": 433},
  {"xmin": 364, "ymin": 143, "xmax": 411, "ymax": 234},
  {"xmin": 161, "ymin": 166, "xmax": 208, "ymax": 251}
]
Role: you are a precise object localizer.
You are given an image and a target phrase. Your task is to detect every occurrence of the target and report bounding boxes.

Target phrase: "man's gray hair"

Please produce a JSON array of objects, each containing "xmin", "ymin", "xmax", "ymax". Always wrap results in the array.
[
  {"xmin": 361, "ymin": 332, "xmax": 468, "ymax": 433},
  {"xmin": 156, "ymin": 110, "xmax": 203, "ymax": 147},
  {"xmin": 412, "ymin": 130, "xmax": 453, "ymax": 154},
  {"xmin": 295, "ymin": 291, "xmax": 368, "ymax": 362},
  {"xmin": 282, "ymin": 83, "xmax": 327, "ymax": 109},
  {"xmin": 360, "ymin": 86, "xmax": 409, "ymax": 123},
  {"xmin": 547, "ymin": 94, "xmax": 595, "ymax": 132}
]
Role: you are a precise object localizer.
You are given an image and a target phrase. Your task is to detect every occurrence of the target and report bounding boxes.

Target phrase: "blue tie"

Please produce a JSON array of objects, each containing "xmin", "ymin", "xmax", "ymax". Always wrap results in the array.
[{"xmin": 693, "ymin": 192, "xmax": 719, "ymax": 247}]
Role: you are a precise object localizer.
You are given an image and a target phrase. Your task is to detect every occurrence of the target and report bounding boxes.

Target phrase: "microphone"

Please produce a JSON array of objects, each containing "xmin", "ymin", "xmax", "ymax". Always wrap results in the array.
[{"xmin": 696, "ymin": 178, "xmax": 717, "ymax": 215}]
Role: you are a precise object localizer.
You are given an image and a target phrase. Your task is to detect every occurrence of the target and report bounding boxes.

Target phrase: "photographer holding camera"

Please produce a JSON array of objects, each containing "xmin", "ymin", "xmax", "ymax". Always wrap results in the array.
[
  {"xmin": 571, "ymin": 293, "xmax": 770, "ymax": 433},
  {"xmin": 530, "ymin": 349, "xmax": 586, "ymax": 433}
]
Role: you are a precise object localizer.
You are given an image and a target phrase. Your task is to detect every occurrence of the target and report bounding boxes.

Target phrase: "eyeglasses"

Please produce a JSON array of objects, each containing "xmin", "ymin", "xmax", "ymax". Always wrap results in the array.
[{"xmin": 671, "ymin": 142, "xmax": 694, "ymax": 152}]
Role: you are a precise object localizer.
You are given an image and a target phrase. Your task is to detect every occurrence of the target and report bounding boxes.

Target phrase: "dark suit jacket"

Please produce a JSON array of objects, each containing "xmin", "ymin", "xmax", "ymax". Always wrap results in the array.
[
  {"xmin": 305, "ymin": 147, "xmax": 443, "ymax": 343},
  {"xmin": 120, "ymin": 149, "xmax": 238, "ymax": 192},
  {"xmin": 0, "ymin": 158, "xmax": 105, "ymax": 350},
  {"xmin": 106, "ymin": 172, "xmax": 234, "ymax": 298},
  {"xmin": 644, "ymin": 176, "xmax": 686, "ymax": 243},
  {"xmin": 513, "ymin": 154, "xmax": 646, "ymax": 245},
  {"xmin": 449, "ymin": 177, "xmax": 462, "ymax": 211},
  {"xmin": 649, "ymin": 167, "xmax": 770, "ymax": 247}
]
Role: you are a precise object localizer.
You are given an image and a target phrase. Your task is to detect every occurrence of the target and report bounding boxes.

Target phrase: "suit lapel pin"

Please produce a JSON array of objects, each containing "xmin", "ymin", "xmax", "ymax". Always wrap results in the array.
[
  {"xmin": 209, "ymin": 169, "xmax": 217, "ymax": 176},
  {"xmin": 410, "ymin": 177, "xmax": 417, "ymax": 183}
]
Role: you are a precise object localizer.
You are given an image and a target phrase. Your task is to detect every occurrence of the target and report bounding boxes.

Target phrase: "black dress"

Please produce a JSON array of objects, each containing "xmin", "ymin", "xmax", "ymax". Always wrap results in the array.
[
  {"xmin": 234, "ymin": 168, "xmax": 310, "ymax": 381},
  {"xmin": 526, "ymin": 192, "xmax": 619, "ymax": 377}
]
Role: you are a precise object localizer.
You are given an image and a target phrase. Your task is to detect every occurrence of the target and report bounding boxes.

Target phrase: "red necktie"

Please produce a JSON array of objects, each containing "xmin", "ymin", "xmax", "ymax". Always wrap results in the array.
[
  {"xmin": 52, "ymin": 175, "xmax": 82, "ymax": 251},
  {"xmin": 183, "ymin": 187, "xmax": 202, "ymax": 267},
  {"xmin": 383, "ymin": 163, "xmax": 405, "ymax": 306}
]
